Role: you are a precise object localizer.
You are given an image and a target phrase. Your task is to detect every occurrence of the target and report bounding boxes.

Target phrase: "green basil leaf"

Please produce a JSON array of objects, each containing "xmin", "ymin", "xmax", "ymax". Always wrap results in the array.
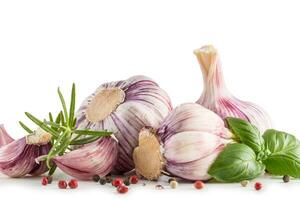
[
  {"xmin": 226, "ymin": 117, "xmax": 264, "ymax": 154},
  {"xmin": 208, "ymin": 143, "xmax": 265, "ymax": 182},
  {"xmin": 263, "ymin": 129, "xmax": 300, "ymax": 178}
]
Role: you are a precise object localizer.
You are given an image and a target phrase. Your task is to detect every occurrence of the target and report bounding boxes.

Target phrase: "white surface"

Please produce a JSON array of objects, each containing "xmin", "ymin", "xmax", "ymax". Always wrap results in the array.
[{"xmin": 0, "ymin": 0, "xmax": 299, "ymax": 199}]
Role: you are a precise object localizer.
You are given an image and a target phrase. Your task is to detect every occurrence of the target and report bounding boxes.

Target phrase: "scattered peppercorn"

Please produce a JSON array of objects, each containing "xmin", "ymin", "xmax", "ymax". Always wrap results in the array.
[
  {"xmin": 117, "ymin": 185, "xmax": 129, "ymax": 194},
  {"xmin": 194, "ymin": 180, "xmax": 204, "ymax": 189},
  {"xmin": 99, "ymin": 177, "xmax": 107, "ymax": 185},
  {"xmin": 112, "ymin": 178, "xmax": 123, "ymax": 187},
  {"xmin": 254, "ymin": 182, "xmax": 262, "ymax": 191},
  {"xmin": 68, "ymin": 179, "xmax": 78, "ymax": 189},
  {"xmin": 170, "ymin": 180, "xmax": 178, "ymax": 189},
  {"xmin": 92, "ymin": 175, "xmax": 100, "ymax": 182},
  {"xmin": 41, "ymin": 177, "xmax": 48, "ymax": 186},
  {"xmin": 46, "ymin": 176, "xmax": 53, "ymax": 184},
  {"xmin": 106, "ymin": 176, "xmax": 112, "ymax": 183},
  {"xmin": 283, "ymin": 175, "xmax": 290, "ymax": 183},
  {"xmin": 58, "ymin": 180, "xmax": 68, "ymax": 189},
  {"xmin": 241, "ymin": 180, "xmax": 249, "ymax": 187},
  {"xmin": 124, "ymin": 178, "xmax": 130, "ymax": 186},
  {"xmin": 129, "ymin": 175, "xmax": 139, "ymax": 184},
  {"xmin": 168, "ymin": 177, "xmax": 176, "ymax": 184},
  {"xmin": 155, "ymin": 184, "xmax": 164, "ymax": 190}
]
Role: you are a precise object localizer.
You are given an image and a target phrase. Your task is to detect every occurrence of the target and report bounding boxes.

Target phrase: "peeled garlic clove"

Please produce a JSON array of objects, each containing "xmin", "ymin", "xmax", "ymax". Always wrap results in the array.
[
  {"xmin": 194, "ymin": 45, "xmax": 272, "ymax": 132},
  {"xmin": 53, "ymin": 137, "xmax": 118, "ymax": 180},
  {"xmin": 133, "ymin": 103, "xmax": 232, "ymax": 181},
  {"xmin": 0, "ymin": 126, "xmax": 51, "ymax": 177},
  {"xmin": 76, "ymin": 75, "xmax": 172, "ymax": 173},
  {"xmin": 0, "ymin": 125, "xmax": 14, "ymax": 146}
]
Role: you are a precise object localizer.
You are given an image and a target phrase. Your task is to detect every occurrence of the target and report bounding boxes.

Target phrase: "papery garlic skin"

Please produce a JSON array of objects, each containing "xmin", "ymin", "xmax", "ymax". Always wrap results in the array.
[
  {"xmin": 53, "ymin": 137, "xmax": 118, "ymax": 180},
  {"xmin": 194, "ymin": 45, "xmax": 272, "ymax": 132},
  {"xmin": 157, "ymin": 103, "xmax": 232, "ymax": 181},
  {"xmin": 0, "ymin": 125, "xmax": 51, "ymax": 177},
  {"xmin": 0, "ymin": 124, "xmax": 14, "ymax": 146},
  {"xmin": 76, "ymin": 75, "xmax": 172, "ymax": 173}
]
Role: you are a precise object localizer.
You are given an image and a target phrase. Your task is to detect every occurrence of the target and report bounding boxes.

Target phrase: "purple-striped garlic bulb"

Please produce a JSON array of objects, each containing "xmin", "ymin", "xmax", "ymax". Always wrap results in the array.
[
  {"xmin": 194, "ymin": 45, "xmax": 272, "ymax": 133},
  {"xmin": 53, "ymin": 137, "xmax": 118, "ymax": 180},
  {"xmin": 0, "ymin": 125, "xmax": 51, "ymax": 177},
  {"xmin": 76, "ymin": 75, "xmax": 172, "ymax": 173},
  {"xmin": 133, "ymin": 103, "xmax": 232, "ymax": 181}
]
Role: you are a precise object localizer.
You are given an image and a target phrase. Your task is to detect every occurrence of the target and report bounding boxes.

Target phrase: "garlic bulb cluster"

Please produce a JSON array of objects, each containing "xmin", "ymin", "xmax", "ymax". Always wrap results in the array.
[
  {"xmin": 0, "ymin": 126, "xmax": 51, "ymax": 177},
  {"xmin": 54, "ymin": 137, "xmax": 118, "ymax": 180},
  {"xmin": 133, "ymin": 103, "xmax": 232, "ymax": 181},
  {"xmin": 194, "ymin": 45, "xmax": 272, "ymax": 132},
  {"xmin": 76, "ymin": 75, "xmax": 172, "ymax": 173}
]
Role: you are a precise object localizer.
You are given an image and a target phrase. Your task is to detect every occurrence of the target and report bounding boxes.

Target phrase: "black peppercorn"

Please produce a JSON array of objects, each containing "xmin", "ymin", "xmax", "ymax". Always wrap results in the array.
[
  {"xmin": 283, "ymin": 175, "xmax": 290, "ymax": 183},
  {"xmin": 124, "ymin": 178, "xmax": 130, "ymax": 186},
  {"xmin": 106, "ymin": 175, "xmax": 112, "ymax": 183},
  {"xmin": 92, "ymin": 175, "xmax": 100, "ymax": 182},
  {"xmin": 99, "ymin": 177, "xmax": 107, "ymax": 185}
]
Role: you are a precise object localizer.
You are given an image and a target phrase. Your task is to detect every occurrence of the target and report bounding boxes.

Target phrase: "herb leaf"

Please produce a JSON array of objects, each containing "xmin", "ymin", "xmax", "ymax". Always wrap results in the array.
[
  {"xmin": 19, "ymin": 121, "xmax": 33, "ymax": 134},
  {"xmin": 263, "ymin": 129, "xmax": 300, "ymax": 178},
  {"xmin": 69, "ymin": 83, "xmax": 76, "ymax": 127},
  {"xmin": 57, "ymin": 87, "xmax": 69, "ymax": 124},
  {"xmin": 208, "ymin": 143, "xmax": 265, "ymax": 182},
  {"xmin": 226, "ymin": 117, "xmax": 264, "ymax": 154},
  {"xmin": 73, "ymin": 129, "xmax": 112, "ymax": 137}
]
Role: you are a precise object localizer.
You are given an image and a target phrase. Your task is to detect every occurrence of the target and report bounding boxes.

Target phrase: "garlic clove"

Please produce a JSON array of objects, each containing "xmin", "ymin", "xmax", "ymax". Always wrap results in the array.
[
  {"xmin": 164, "ymin": 131, "xmax": 229, "ymax": 163},
  {"xmin": 0, "ymin": 125, "xmax": 14, "ymax": 147},
  {"xmin": 0, "ymin": 125, "xmax": 51, "ymax": 177},
  {"xmin": 194, "ymin": 45, "xmax": 272, "ymax": 132},
  {"xmin": 53, "ymin": 137, "xmax": 118, "ymax": 180}
]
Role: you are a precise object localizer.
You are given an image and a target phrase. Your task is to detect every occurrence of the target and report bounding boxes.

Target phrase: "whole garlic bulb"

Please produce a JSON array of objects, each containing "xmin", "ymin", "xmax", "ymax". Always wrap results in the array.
[
  {"xmin": 194, "ymin": 45, "xmax": 272, "ymax": 132},
  {"xmin": 76, "ymin": 75, "xmax": 172, "ymax": 173},
  {"xmin": 133, "ymin": 103, "xmax": 232, "ymax": 181}
]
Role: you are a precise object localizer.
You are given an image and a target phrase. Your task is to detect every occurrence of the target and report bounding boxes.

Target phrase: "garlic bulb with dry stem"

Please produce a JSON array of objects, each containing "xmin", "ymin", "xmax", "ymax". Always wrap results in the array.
[
  {"xmin": 194, "ymin": 45, "xmax": 272, "ymax": 132},
  {"xmin": 0, "ymin": 126, "xmax": 51, "ymax": 177},
  {"xmin": 133, "ymin": 103, "xmax": 232, "ymax": 181},
  {"xmin": 76, "ymin": 75, "xmax": 172, "ymax": 173}
]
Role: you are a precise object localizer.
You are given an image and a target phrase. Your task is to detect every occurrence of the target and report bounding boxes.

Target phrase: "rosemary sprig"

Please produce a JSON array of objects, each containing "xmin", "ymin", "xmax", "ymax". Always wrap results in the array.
[{"xmin": 20, "ymin": 83, "xmax": 112, "ymax": 175}]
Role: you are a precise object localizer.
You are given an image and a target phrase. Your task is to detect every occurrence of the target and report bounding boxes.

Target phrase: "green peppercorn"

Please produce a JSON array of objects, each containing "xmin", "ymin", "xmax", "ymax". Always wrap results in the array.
[
  {"xmin": 283, "ymin": 175, "xmax": 290, "ymax": 183},
  {"xmin": 241, "ymin": 180, "xmax": 249, "ymax": 187},
  {"xmin": 99, "ymin": 178, "xmax": 107, "ymax": 185},
  {"xmin": 168, "ymin": 177, "xmax": 176, "ymax": 184},
  {"xmin": 92, "ymin": 175, "xmax": 100, "ymax": 182},
  {"xmin": 124, "ymin": 178, "xmax": 131, "ymax": 186}
]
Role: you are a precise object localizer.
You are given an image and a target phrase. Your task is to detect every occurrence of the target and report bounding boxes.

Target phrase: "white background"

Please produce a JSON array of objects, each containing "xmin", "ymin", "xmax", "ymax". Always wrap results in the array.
[{"xmin": 0, "ymin": 0, "xmax": 300, "ymax": 199}]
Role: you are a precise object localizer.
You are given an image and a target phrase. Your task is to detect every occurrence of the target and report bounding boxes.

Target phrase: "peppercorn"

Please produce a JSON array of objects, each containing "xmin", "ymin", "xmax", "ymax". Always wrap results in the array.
[
  {"xmin": 68, "ymin": 179, "xmax": 78, "ymax": 189},
  {"xmin": 168, "ymin": 177, "xmax": 176, "ymax": 184},
  {"xmin": 106, "ymin": 176, "xmax": 112, "ymax": 183},
  {"xmin": 170, "ymin": 180, "xmax": 178, "ymax": 189},
  {"xmin": 58, "ymin": 180, "xmax": 67, "ymax": 189},
  {"xmin": 99, "ymin": 177, "xmax": 107, "ymax": 185},
  {"xmin": 283, "ymin": 175, "xmax": 290, "ymax": 183},
  {"xmin": 41, "ymin": 177, "xmax": 48, "ymax": 186},
  {"xmin": 129, "ymin": 175, "xmax": 139, "ymax": 184},
  {"xmin": 112, "ymin": 178, "xmax": 123, "ymax": 187},
  {"xmin": 92, "ymin": 175, "xmax": 100, "ymax": 182},
  {"xmin": 124, "ymin": 178, "xmax": 130, "ymax": 186},
  {"xmin": 194, "ymin": 180, "xmax": 204, "ymax": 189},
  {"xmin": 241, "ymin": 180, "xmax": 249, "ymax": 187},
  {"xmin": 254, "ymin": 182, "xmax": 262, "ymax": 191},
  {"xmin": 117, "ymin": 185, "xmax": 128, "ymax": 194}
]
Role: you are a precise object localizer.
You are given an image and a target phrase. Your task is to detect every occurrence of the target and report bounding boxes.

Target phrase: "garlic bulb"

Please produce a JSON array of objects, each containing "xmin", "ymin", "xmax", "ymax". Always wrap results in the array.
[
  {"xmin": 0, "ymin": 126, "xmax": 51, "ymax": 177},
  {"xmin": 133, "ymin": 103, "xmax": 232, "ymax": 181},
  {"xmin": 53, "ymin": 137, "xmax": 118, "ymax": 180},
  {"xmin": 76, "ymin": 75, "xmax": 172, "ymax": 173},
  {"xmin": 194, "ymin": 45, "xmax": 272, "ymax": 132}
]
